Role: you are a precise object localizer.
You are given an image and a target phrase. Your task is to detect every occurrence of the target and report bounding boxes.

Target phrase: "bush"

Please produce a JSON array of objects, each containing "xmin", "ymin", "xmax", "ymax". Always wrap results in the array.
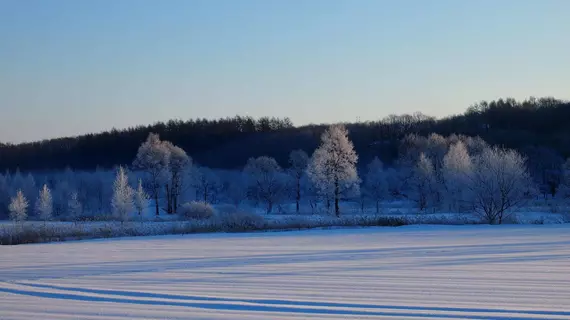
[
  {"xmin": 217, "ymin": 211, "xmax": 266, "ymax": 231},
  {"xmin": 180, "ymin": 201, "xmax": 216, "ymax": 220}
]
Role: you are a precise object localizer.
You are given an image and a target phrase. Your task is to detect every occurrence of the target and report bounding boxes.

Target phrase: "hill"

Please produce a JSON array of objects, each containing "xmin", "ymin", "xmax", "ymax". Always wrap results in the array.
[{"xmin": 1, "ymin": 97, "xmax": 569, "ymax": 172}]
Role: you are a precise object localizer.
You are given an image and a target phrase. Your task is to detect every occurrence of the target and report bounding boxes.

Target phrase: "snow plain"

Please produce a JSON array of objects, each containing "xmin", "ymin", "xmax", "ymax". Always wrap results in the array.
[{"xmin": 1, "ymin": 225, "xmax": 570, "ymax": 320}]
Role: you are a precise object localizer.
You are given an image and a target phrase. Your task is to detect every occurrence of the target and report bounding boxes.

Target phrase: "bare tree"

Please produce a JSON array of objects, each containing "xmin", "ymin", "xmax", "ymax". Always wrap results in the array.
[
  {"xmin": 364, "ymin": 157, "xmax": 387, "ymax": 213},
  {"xmin": 133, "ymin": 133, "xmax": 170, "ymax": 216},
  {"xmin": 307, "ymin": 124, "xmax": 359, "ymax": 217},
  {"xmin": 288, "ymin": 150, "xmax": 309, "ymax": 213},
  {"xmin": 164, "ymin": 142, "xmax": 190, "ymax": 214},
  {"xmin": 191, "ymin": 166, "xmax": 221, "ymax": 203},
  {"xmin": 468, "ymin": 147, "xmax": 534, "ymax": 224},
  {"xmin": 244, "ymin": 156, "xmax": 286, "ymax": 214}
]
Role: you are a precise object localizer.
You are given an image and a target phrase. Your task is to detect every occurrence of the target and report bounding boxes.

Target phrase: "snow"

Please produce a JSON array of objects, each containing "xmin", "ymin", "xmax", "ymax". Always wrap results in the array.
[{"xmin": 2, "ymin": 225, "xmax": 570, "ymax": 319}]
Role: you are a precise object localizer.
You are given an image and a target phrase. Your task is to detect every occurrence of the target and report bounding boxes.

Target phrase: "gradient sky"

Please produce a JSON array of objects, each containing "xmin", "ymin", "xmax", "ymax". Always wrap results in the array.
[{"xmin": 1, "ymin": 0, "xmax": 569, "ymax": 143}]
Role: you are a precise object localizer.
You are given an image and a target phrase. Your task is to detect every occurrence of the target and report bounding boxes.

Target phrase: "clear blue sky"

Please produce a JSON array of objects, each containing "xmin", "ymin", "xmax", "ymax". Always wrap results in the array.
[{"xmin": 1, "ymin": 0, "xmax": 569, "ymax": 143}]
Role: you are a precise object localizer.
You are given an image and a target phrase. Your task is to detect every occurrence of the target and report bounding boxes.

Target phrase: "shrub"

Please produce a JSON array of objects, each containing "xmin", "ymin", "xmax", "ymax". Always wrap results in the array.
[
  {"xmin": 180, "ymin": 201, "xmax": 216, "ymax": 220},
  {"xmin": 217, "ymin": 211, "xmax": 266, "ymax": 231}
]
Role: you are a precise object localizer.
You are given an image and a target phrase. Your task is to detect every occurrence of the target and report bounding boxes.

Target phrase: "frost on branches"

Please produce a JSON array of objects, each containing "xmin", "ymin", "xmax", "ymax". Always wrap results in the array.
[
  {"xmin": 163, "ymin": 141, "xmax": 191, "ymax": 214},
  {"xmin": 35, "ymin": 184, "xmax": 53, "ymax": 222},
  {"xmin": 244, "ymin": 156, "xmax": 286, "ymax": 214},
  {"xmin": 133, "ymin": 133, "xmax": 170, "ymax": 216},
  {"xmin": 409, "ymin": 153, "xmax": 437, "ymax": 211},
  {"xmin": 134, "ymin": 178, "xmax": 149, "ymax": 218},
  {"xmin": 364, "ymin": 157, "xmax": 388, "ymax": 213},
  {"xmin": 111, "ymin": 166, "xmax": 134, "ymax": 223},
  {"xmin": 442, "ymin": 141, "xmax": 473, "ymax": 212},
  {"xmin": 67, "ymin": 191, "xmax": 83, "ymax": 222},
  {"xmin": 468, "ymin": 147, "xmax": 534, "ymax": 224},
  {"xmin": 9, "ymin": 190, "xmax": 28, "ymax": 223},
  {"xmin": 307, "ymin": 124, "xmax": 359, "ymax": 216},
  {"xmin": 191, "ymin": 166, "xmax": 221, "ymax": 204}
]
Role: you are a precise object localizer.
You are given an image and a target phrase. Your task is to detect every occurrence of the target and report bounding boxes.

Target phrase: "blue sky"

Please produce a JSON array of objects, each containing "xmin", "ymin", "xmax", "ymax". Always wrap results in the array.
[{"xmin": 1, "ymin": 0, "xmax": 569, "ymax": 143}]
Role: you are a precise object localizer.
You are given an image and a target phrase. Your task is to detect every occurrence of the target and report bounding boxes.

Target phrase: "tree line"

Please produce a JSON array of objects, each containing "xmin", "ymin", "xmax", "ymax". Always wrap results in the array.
[
  {"xmin": 1, "ymin": 97, "xmax": 570, "ymax": 173},
  {"xmin": 3, "ymin": 125, "xmax": 570, "ymax": 224}
]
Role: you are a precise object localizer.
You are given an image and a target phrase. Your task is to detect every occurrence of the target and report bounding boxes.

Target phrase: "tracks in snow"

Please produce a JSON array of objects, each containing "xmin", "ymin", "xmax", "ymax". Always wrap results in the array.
[{"xmin": 1, "ymin": 281, "xmax": 568, "ymax": 320}]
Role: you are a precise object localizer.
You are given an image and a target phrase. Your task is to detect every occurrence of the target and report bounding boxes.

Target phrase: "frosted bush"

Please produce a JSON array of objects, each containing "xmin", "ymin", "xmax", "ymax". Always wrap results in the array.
[
  {"xmin": 180, "ymin": 201, "xmax": 215, "ymax": 220},
  {"xmin": 216, "ymin": 210, "xmax": 265, "ymax": 231}
]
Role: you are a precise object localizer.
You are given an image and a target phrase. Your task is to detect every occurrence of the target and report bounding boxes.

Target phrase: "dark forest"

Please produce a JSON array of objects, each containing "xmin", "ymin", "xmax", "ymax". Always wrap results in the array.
[{"xmin": 1, "ymin": 97, "xmax": 569, "ymax": 173}]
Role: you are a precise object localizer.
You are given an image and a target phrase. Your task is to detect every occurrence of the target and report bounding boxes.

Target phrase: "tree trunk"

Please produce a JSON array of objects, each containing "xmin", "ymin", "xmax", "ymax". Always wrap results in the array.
[
  {"xmin": 165, "ymin": 185, "xmax": 172, "ymax": 214},
  {"xmin": 334, "ymin": 178, "xmax": 340, "ymax": 217},
  {"xmin": 154, "ymin": 193, "xmax": 159, "ymax": 216},
  {"xmin": 376, "ymin": 200, "xmax": 379, "ymax": 214},
  {"xmin": 267, "ymin": 200, "xmax": 273, "ymax": 214},
  {"xmin": 296, "ymin": 178, "xmax": 301, "ymax": 213}
]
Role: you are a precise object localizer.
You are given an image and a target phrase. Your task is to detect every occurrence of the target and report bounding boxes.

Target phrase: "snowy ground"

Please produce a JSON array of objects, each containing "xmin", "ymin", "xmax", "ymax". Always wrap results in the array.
[{"xmin": 1, "ymin": 225, "xmax": 570, "ymax": 319}]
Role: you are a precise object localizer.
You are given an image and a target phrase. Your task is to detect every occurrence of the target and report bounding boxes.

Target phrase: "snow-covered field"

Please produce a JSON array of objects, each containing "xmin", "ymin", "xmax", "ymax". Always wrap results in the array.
[{"xmin": 1, "ymin": 225, "xmax": 570, "ymax": 319}]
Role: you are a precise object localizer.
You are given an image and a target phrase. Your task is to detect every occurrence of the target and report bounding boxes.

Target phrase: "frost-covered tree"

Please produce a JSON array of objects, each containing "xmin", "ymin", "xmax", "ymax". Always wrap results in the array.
[
  {"xmin": 410, "ymin": 153, "xmax": 437, "ymax": 211},
  {"xmin": 67, "ymin": 191, "xmax": 83, "ymax": 222},
  {"xmin": 224, "ymin": 172, "xmax": 248, "ymax": 208},
  {"xmin": 35, "ymin": 184, "xmax": 53, "ymax": 223},
  {"xmin": 164, "ymin": 142, "xmax": 190, "ymax": 214},
  {"xmin": 425, "ymin": 133, "xmax": 448, "ymax": 170},
  {"xmin": 288, "ymin": 149, "xmax": 309, "ymax": 213},
  {"xmin": 111, "ymin": 166, "xmax": 134, "ymax": 223},
  {"xmin": 10, "ymin": 170, "xmax": 36, "ymax": 201},
  {"xmin": 53, "ymin": 180, "xmax": 72, "ymax": 217},
  {"xmin": 9, "ymin": 190, "xmax": 28, "ymax": 223},
  {"xmin": 442, "ymin": 141, "xmax": 472, "ymax": 212},
  {"xmin": 364, "ymin": 157, "xmax": 387, "ymax": 213},
  {"xmin": 133, "ymin": 133, "xmax": 170, "ymax": 216},
  {"xmin": 134, "ymin": 178, "xmax": 149, "ymax": 219},
  {"xmin": 384, "ymin": 167, "xmax": 404, "ymax": 199},
  {"xmin": 468, "ymin": 147, "xmax": 534, "ymax": 224},
  {"xmin": 191, "ymin": 166, "xmax": 221, "ymax": 203},
  {"xmin": 307, "ymin": 124, "xmax": 359, "ymax": 216},
  {"xmin": 83, "ymin": 167, "xmax": 113, "ymax": 215},
  {"xmin": 244, "ymin": 156, "xmax": 286, "ymax": 213}
]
